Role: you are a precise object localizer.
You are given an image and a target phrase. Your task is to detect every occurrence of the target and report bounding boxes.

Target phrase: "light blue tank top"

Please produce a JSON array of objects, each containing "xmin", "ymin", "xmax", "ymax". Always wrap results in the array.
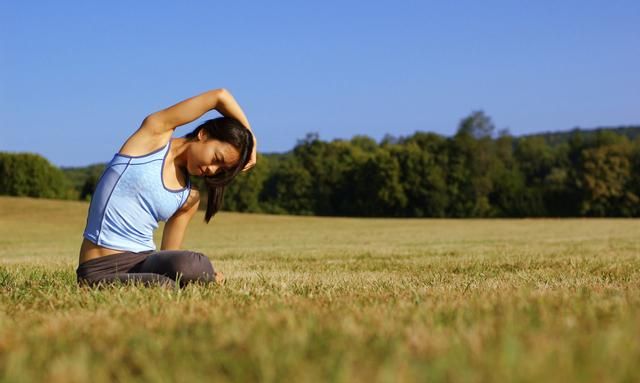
[{"xmin": 83, "ymin": 140, "xmax": 191, "ymax": 252}]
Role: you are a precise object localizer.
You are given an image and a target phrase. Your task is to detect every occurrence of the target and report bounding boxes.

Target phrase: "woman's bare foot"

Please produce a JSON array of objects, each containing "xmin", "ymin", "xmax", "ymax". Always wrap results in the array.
[{"xmin": 214, "ymin": 271, "xmax": 225, "ymax": 285}]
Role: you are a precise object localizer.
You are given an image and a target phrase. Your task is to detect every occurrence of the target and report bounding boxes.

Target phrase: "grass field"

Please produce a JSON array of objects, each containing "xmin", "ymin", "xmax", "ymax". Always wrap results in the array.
[{"xmin": 1, "ymin": 196, "xmax": 639, "ymax": 382}]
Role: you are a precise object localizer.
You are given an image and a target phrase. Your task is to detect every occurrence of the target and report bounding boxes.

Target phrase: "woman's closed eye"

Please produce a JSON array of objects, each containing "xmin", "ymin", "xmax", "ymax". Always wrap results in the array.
[{"xmin": 214, "ymin": 158, "xmax": 233, "ymax": 171}]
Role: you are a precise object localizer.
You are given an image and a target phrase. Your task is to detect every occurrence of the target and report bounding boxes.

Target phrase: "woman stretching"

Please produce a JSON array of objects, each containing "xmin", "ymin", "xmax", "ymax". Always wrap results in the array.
[{"xmin": 76, "ymin": 88, "xmax": 256, "ymax": 288}]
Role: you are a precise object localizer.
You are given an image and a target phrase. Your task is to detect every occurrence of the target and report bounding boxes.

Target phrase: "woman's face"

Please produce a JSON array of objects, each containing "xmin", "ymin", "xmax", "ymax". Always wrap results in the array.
[{"xmin": 186, "ymin": 130, "xmax": 241, "ymax": 177}]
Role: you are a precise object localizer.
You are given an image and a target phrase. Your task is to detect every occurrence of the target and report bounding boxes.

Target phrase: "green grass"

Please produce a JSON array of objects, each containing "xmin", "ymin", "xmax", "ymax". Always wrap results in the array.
[{"xmin": 1, "ymin": 196, "xmax": 639, "ymax": 382}]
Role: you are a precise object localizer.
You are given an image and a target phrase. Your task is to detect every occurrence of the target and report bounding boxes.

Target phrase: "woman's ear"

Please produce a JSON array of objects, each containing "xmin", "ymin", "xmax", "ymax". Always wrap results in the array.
[{"xmin": 197, "ymin": 129, "xmax": 207, "ymax": 142}]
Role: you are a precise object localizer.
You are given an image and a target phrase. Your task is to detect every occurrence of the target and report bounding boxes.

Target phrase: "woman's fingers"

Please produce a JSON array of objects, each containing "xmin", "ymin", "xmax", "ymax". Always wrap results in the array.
[
  {"xmin": 214, "ymin": 271, "xmax": 226, "ymax": 285},
  {"xmin": 241, "ymin": 149, "xmax": 257, "ymax": 172},
  {"xmin": 241, "ymin": 162, "xmax": 256, "ymax": 172}
]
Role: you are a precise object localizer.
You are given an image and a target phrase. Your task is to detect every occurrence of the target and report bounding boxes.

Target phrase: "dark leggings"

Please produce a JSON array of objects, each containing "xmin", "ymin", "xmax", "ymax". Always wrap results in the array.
[{"xmin": 76, "ymin": 250, "xmax": 217, "ymax": 289}]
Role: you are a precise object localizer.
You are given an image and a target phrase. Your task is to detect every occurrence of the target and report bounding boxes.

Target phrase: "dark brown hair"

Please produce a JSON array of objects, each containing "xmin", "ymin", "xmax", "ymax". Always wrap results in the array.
[{"xmin": 184, "ymin": 117, "xmax": 254, "ymax": 222}]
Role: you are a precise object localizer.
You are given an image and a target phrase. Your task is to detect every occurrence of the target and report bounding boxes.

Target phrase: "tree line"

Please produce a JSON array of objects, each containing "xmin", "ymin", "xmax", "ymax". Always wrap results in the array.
[{"xmin": 2, "ymin": 111, "xmax": 640, "ymax": 217}]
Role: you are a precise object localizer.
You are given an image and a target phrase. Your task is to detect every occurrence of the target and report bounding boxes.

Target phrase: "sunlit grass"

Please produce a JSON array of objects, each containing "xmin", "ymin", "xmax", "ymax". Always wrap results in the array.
[{"xmin": 1, "ymin": 196, "xmax": 639, "ymax": 382}]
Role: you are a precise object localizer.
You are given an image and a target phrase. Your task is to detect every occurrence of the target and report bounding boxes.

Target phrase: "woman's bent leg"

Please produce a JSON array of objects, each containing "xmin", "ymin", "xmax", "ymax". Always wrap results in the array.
[
  {"xmin": 76, "ymin": 250, "xmax": 176, "ymax": 289},
  {"xmin": 133, "ymin": 250, "xmax": 216, "ymax": 287},
  {"xmin": 79, "ymin": 273, "xmax": 176, "ymax": 289}
]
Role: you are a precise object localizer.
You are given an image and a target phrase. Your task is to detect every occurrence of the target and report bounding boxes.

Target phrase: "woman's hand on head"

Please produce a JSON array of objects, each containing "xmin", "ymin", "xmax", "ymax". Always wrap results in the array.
[{"xmin": 242, "ymin": 133, "xmax": 257, "ymax": 172}]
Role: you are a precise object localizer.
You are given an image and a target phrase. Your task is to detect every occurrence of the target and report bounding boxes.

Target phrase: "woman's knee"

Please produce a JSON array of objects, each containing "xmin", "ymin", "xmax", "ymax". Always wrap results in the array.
[{"xmin": 170, "ymin": 252, "xmax": 215, "ymax": 284}]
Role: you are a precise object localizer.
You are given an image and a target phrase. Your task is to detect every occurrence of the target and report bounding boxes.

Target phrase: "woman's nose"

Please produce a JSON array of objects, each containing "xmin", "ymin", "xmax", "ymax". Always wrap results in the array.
[{"xmin": 206, "ymin": 165, "xmax": 219, "ymax": 175}]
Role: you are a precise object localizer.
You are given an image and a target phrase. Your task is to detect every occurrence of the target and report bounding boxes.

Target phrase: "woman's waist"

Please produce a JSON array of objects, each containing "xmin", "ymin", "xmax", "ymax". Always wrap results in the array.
[
  {"xmin": 76, "ymin": 241, "xmax": 152, "ymax": 280},
  {"xmin": 79, "ymin": 238, "xmax": 140, "ymax": 265}
]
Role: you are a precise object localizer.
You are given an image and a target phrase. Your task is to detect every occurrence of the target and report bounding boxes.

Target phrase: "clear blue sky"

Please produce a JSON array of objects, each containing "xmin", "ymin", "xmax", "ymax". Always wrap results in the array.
[{"xmin": 1, "ymin": 1, "xmax": 638, "ymax": 167}]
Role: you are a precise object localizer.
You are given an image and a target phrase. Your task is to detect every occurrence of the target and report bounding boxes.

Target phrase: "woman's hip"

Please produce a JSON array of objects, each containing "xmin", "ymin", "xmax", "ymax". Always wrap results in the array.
[{"xmin": 76, "ymin": 250, "xmax": 152, "ymax": 284}]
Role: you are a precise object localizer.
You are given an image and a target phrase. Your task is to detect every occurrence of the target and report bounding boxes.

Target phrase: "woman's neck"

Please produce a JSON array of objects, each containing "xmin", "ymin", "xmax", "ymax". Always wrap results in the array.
[{"xmin": 170, "ymin": 137, "xmax": 190, "ymax": 169}]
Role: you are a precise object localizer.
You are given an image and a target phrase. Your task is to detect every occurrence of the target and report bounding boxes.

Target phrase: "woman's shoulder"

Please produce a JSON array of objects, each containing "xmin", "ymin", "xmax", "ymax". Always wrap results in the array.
[{"xmin": 117, "ymin": 129, "xmax": 173, "ymax": 157}]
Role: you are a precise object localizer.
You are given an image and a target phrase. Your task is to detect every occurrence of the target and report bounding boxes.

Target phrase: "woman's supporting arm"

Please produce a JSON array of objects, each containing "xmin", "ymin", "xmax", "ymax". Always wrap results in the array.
[{"xmin": 160, "ymin": 192, "xmax": 200, "ymax": 250}]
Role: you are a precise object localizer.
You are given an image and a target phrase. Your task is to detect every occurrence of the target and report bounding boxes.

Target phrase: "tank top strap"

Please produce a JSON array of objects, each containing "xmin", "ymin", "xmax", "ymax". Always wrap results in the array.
[
  {"xmin": 177, "ymin": 178, "xmax": 192, "ymax": 210},
  {"xmin": 117, "ymin": 142, "xmax": 170, "ymax": 164}
]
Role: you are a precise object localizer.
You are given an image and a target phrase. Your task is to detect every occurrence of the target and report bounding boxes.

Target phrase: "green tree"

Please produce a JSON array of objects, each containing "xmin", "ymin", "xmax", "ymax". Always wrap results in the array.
[
  {"xmin": 342, "ymin": 149, "xmax": 407, "ymax": 216},
  {"xmin": 224, "ymin": 154, "xmax": 270, "ymax": 213},
  {"xmin": 293, "ymin": 134, "xmax": 365, "ymax": 215},
  {"xmin": 490, "ymin": 132, "xmax": 544, "ymax": 216},
  {"xmin": 260, "ymin": 157, "xmax": 314, "ymax": 215},
  {"xmin": 578, "ymin": 139, "xmax": 637, "ymax": 216},
  {"xmin": 0, "ymin": 152, "xmax": 73, "ymax": 199},
  {"xmin": 390, "ymin": 133, "xmax": 448, "ymax": 217},
  {"xmin": 448, "ymin": 111, "xmax": 499, "ymax": 217},
  {"xmin": 62, "ymin": 163, "xmax": 106, "ymax": 201}
]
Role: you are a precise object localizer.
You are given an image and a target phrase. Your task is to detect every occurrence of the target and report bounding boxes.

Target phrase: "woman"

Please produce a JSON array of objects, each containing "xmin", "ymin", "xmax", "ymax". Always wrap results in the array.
[{"xmin": 76, "ymin": 88, "xmax": 256, "ymax": 289}]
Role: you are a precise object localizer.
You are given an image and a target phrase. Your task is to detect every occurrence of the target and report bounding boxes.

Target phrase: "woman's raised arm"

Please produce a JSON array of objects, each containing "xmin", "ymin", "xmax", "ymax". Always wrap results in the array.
[
  {"xmin": 142, "ymin": 88, "xmax": 257, "ymax": 170},
  {"xmin": 213, "ymin": 90, "xmax": 257, "ymax": 171},
  {"xmin": 142, "ymin": 88, "xmax": 227, "ymax": 134}
]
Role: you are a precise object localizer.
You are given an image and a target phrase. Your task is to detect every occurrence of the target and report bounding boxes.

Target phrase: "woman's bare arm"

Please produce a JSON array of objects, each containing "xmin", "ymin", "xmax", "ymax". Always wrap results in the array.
[
  {"xmin": 144, "ymin": 88, "xmax": 252, "ymax": 133},
  {"xmin": 143, "ymin": 88, "xmax": 257, "ymax": 170},
  {"xmin": 216, "ymin": 90, "xmax": 257, "ymax": 171},
  {"xmin": 160, "ymin": 192, "xmax": 200, "ymax": 250},
  {"xmin": 143, "ymin": 89, "xmax": 226, "ymax": 134},
  {"xmin": 215, "ymin": 90, "xmax": 253, "ymax": 133}
]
